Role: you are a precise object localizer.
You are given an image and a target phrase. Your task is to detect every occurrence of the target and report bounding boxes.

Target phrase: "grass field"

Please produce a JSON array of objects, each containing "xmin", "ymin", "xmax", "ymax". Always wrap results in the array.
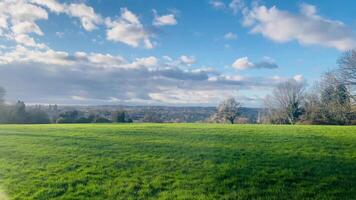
[{"xmin": 0, "ymin": 124, "xmax": 355, "ymax": 199}]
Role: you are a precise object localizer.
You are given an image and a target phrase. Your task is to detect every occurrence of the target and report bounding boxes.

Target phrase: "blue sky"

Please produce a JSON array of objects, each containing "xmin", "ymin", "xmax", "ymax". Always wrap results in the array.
[{"xmin": 0, "ymin": 0, "xmax": 355, "ymax": 106}]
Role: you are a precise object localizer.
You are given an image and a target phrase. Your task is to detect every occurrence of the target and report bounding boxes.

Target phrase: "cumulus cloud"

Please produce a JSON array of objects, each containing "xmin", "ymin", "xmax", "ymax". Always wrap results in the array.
[
  {"xmin": 0, "ymin": 0, "xmax": 48, "ymax": 48},
  {"xmin": 105, "ymin": 8, "xmax": 154, "ymax": 49},
  {"xmin": 30, "ymin": 0, "xmax": 65, "ymax": 13},
  {"xmin": 66, "ymin": 3, "xmax": 102, "ymax": 31},
  {"xmin": 0, "ymin": 45, "xmax": 73, "ymax": 66},
  {"xmin": 30, "ymin": 0, "xmax": 102, "ymax": 31},
  {"xmin": 180, "ymin": 55, "xmax": 196, "ymax": 66},
  {"xmin": 232, "ymin": 56, "xmax": 278, "ymax": 70},
  {"xmin": 2, "ymin": 0, "xmax": 179, "ymax": 49},
  {"xmin": 243, "ymin": 3, "xmax": 356, "ymax": 51},
  {"xmin": 0, "ymin": 0, "xmax": 103, "ymax": 50},
  {"xmin": 129, "ymin": 56, "xmax": 158, "ymax": 69},
  {"xmin": 153, "ymin": 10, "xmax": 177, "ymax": 26}
]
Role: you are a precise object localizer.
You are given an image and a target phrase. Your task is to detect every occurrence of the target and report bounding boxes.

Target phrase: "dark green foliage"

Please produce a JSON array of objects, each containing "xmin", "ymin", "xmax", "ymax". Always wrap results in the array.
[
  {"xmin": 57, "ymin": 111, "xmax": 80, "ymax": 123},
  {"xmin": 93, "ymin": 117, "xmax": 112, "ymax": 123},
  {"xmin": 0, "ymin": 101, "xmax": 50, "ymax": 124},
  {"xmin": 0, "ymin": 124, "xmax": 355, "ymax": 199},
  {"xmin": 0, "ymin": 86, "xmax": 5, "ymax": 104},
  {"xmin": 10, "ymin": 101, "xmax": 27, "ymax": 123},
  {"xmin": 112, "ymin": 111, "xmax": 126, "ymax": 123},
  {"xmin": 75, "ymin": 117, "xmax": 94, "ymax": 123},
  {"xmin": 26, "ymin": 108, "xmax": 51, "ymax": 124}
]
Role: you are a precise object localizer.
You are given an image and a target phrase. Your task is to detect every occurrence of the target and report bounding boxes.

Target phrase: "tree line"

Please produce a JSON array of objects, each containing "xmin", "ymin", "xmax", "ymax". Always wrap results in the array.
[{"xmin": 0, "ymin": 93, "xmax": 133, "ymax": 124}]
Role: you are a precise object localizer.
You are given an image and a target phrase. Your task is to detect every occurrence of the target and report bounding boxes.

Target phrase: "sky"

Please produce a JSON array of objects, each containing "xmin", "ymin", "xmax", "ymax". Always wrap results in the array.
[{"xmin": 0, "ymin": 0, "xmax": 356, "ymax": 107}]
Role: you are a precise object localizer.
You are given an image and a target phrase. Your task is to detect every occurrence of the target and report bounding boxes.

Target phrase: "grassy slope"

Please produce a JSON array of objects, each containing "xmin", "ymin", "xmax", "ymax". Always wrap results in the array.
[{"xmin": 0, "ymin": 124, "xmax": 355, "ymax": 199}]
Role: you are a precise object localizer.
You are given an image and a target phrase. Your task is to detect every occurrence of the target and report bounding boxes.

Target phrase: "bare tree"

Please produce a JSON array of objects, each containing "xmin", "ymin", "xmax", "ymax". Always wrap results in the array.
[
  {"xmin": 266, "ymin": 80, "xmax": 305, "ymax": 124},
  {"xmin": 338, "ymin": 50, "xmax": 356, "ymax": 101},
  {"xmin": 319, "ymin": 72, "xmax": 352, "ymax": 124},
  {"xmin": 338, "ymin": 50, "xmax": 356, "ymax": 86},
  {"xmin": 216, "ymin": 98, "xmax": 242, "ymax": 124}
]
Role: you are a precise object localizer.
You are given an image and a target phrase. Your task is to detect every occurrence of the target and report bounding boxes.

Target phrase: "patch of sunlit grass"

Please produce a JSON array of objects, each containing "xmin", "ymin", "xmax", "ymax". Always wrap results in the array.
[{"xmin": 0, "ymin": 187, "xmax": 9, "ymax": 200}]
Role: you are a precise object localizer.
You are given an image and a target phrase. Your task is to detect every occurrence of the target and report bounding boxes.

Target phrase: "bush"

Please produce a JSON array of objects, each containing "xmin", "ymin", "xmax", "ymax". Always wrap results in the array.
[{"xmin": 94, "ymin": 117, "xmax": 111, "ymax": 123}]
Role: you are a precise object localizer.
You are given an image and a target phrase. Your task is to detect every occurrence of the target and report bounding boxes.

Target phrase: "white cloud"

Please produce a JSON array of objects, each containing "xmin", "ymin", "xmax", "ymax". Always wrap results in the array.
[
  {"xmin": 88, "ymin": 53, "xmax": 124, "ymax": 66},
  {"xmin": 0, "ymin": 0, "xmax": 49, "ymax": 48},
  {"xmin": 224, "ymin": 32, "xmax": 238, "ymax": 40},
  {"xmin": 129, "ymin": 56, "xmax": 158, "ymax": 68},
  {"xmin": 106, "ymin": 8, "xmax": 154, "ymax": 49},
  {"xmin": 232, "ymin": 57, "xmax": 254, "ymax": 70},
  {"xmin": 14, "ymin": 34, "xmax": 47, "ymax": 49},
  {"xmin": 6, "ymin": 1, "xmax": 48, "ymax": 22},
  {"xmin": 0, "ymin": 45, "xmax": 72, "ymax": 65},
  {"xmin": 153, "ymin": 10, "xmax": 177, "ymax": 26},
  {"xmin": 0, "ymin": 0, "xmax": 103, "ymax": 50},
  {"xmin": 180, "ymin": 55, "xmax": 196, "ymax": 66},
  {"xmin": 30, "ymin": 0, "xmax": 102, "ymax": 31},
  {"xmin": 243, "ymin": 3, "xmax": 356, "ymax": 51},
  {"xmin": 11, "ymin": 21, "xmax": 43, "ymax": 36},
  {"xmin": 293, "ymin": 74, "xmax": 304, "ymax": 83},
  {"xmin": 30, "ymin": 0, "xmax": 65, "ymax": 13},
  {"xmin": 67, "ymin": 3, "xmax": 102, "ymax": 31},
  {"xmin": 232, "ymin": 56, "xmax": 278, "ymax": 70},
  {"xmin": 74, "ymin": 52, "xmax": 125, "ymax": 68}
]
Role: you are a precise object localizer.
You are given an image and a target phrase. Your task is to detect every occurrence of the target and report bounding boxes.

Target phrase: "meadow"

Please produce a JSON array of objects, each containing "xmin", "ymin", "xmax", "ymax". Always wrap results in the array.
[{"xmin": 0, "ymin": 124, "xmax": 355, "ymax": 199}]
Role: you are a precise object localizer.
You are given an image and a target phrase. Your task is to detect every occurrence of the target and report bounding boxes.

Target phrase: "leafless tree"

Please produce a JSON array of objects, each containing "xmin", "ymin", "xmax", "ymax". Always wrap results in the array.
[
  {"xmin": 338, "ymin": 50, "xmax": 356, "ymax": 102},
  {"xmin": 216, "ymin": 98, "xmax": 242, "ymax": 124},
  {"xmin": 338, "ymin": 50, "xmax": 356, "ymax": 86},
  {"xmin": 265, "ymin": 80, "xmax": 305, "ymax": 124}
]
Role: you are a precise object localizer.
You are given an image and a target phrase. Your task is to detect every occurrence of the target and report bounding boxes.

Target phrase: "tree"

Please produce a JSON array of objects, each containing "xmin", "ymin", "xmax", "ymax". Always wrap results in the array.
[
  {"xmin": 302, "ymin": 88, "xmax": 323, "ymax": 124},
  {"xmin": 319, "ymin": 73, "xmax": 351, "ymax": 124},
  {"xmin": 216, "ymin": 98, "xmax": 242, "ymax": 124},
  {"xmin": 94, "ymin": 117, "xmax": 111, "ymax": 123},
  {"xmin": 10, "ymin": 101, "xmax": 27, "ymax": 123},
  {"xmin": 338, "ymin": 50, "xmax": 356, "ymax": 86},
  {"xmin": 57, "ymin": 110, "xmax": 80, "ymax": 123},
  {"xmin": 266, "ymin": 80, "xmax": 305, "ymax": 124},
  {"xmin": 27, "ymin": 107, "xmax": 51, "ymax": 124},
  {"xmin": 0, "ymin": 86, "xmax": 5, "ymax": 104},
  {"xmin": 0, "ymin": 87, "xmax": 6, "ymax": 123},
  {"xmin": 112, "ymin": 111, "xmax": 126, "ymax": 123},
  {"xmin": 338, "ymin": 50, "xmax": 356, "ymax": 101}
]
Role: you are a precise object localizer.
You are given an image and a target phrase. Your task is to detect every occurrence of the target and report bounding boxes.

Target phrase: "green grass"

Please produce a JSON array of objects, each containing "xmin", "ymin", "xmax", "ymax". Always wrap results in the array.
[{"xmin": 0, "ymin": 124, "xmax": 355, "ymax": 200}]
